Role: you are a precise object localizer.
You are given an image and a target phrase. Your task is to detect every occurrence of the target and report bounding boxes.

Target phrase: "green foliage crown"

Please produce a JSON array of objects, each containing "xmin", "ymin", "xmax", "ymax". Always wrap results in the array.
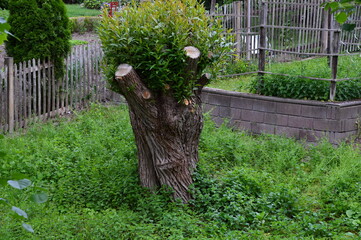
[{"xmin": 99, "ymin": 0, "xmax": 232, "ymax": 101}]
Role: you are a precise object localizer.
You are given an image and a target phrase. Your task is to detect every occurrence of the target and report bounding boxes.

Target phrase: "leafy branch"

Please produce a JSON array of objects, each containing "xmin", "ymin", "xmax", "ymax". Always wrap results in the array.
[{"xmin": 323, "ymin": 0, "xmax": 361, "ymax": 31}]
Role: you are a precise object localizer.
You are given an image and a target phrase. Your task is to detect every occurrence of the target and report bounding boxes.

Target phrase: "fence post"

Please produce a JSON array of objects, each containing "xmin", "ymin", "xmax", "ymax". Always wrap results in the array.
[
  {"xmin": 235, "ymin": 1, "xmax": 242, "ymax": 59},
  {"xmin": 246, "ymin": 0, "xmax": 251, "ymax": 61},
  {"xmin": 330, "ymin": 29, "xmax": 340, "ymax": 101},
  {"xmin": 210, "ymin": 0, "xmax": 216, "ymax": 15},
  {"xmin": 5, "ymin": 57, "xmax": 14, "ymax": 133},
  {"xmin": 258, "ymin": 1, "xmax": 267, "ymax": 76}
]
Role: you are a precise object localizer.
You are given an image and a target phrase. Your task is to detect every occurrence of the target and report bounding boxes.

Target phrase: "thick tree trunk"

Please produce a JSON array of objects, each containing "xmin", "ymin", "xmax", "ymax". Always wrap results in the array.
[{"xmin": 114, "ymin": 47, "xmax": 208, "ymax": 203}]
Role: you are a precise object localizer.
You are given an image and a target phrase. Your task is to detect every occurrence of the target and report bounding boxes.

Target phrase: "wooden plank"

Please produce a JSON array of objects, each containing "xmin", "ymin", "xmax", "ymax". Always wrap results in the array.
[
  {"xmin": 47, "ymin": 57, "xmax": 51, "ymax": 118},
  {"xmin": 235, "ymin": 1, "xmax": 241, "ymax": 59},
  {"xmin": 258, "ymin": 1, "xmax": 267, "ymax": 76},
  {"xmin": 5, "ymin": 58, "xmax": 14, "ymax": 133},
  {"xmin": 75, "ymin": 46, "xmax": 80, "ymax": 107},
  {"xmin": 86, "ymin": 43, "xmax": 91, "ymax": 103},
  {"xmin": 20, "ymin": 62, "xmax": 27, "ymax": 128},
  {"xmin": 52, "ymin": 61, "xmax": 56, "ymax": 116},
  {"xmin": 27, "ymin": 60, "xmax": 32, "ymax": 124},
  {"xmin": 65, "ymin": 55, "xmax": 69, "ymax": 111},
  {"xmin": 14, "ymin": 63, "xmax": 19, "ymax": 130},
  {"xmin": 32, "ymin": 59, "xmax": 37, "ymax": 120},
  {"xmin": 42, "ymin": 59, "xmax": 46, "ymax": 121},
  {"xmin": 70, "ymin": 48, "xmax": 74, "ymax": 108},
  {"xmin": 246, "ymin": 0, "xmax": 251, "ymax": 60},
  {"xmin": 37, "ymin": 59, "xmax": 41, "ymax": 118}
]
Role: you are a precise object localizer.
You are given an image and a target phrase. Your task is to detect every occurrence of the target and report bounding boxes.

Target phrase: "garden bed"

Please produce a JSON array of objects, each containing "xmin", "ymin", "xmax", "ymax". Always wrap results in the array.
[{"xmin": 202, "ymin": 87, "xmax": 361, "ymax": 144}]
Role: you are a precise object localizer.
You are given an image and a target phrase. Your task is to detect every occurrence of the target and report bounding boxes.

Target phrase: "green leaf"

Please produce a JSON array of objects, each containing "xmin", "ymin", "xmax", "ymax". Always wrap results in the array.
[
  {"xmin": 342, "ymin": 23, "xmax": 356, "ymax": 31},
  {"xmin": 31, "ymin": 192, "xmax": 48, "ymax": 204},
  {"xmin": 346, "ymin": 209, "xmax": 354, "ymax": 218},
  {"xmin": 22, "ymin": 223, "xmax": 34, "ymax": 233},
  {"xmin": 11, "ymin": 206, "xmax": 28, "ymax": 219},
  {"xmin": 7, "ymin": 179, "xmax": 32, "ymax": 190},
  {"xmin": 10, "ymin": 173, "xmax": 29, "ymax": 180},
  {"xmin": 335, "ymin": 12, "xmax": 348, "ymax": 24},
  {"xmin": 0, "ymin": 198, "xmax": 10, "ymax": 205},
  {"xmin": 0, "ymin": 178, "xmax": 7, "ymax": 186}
]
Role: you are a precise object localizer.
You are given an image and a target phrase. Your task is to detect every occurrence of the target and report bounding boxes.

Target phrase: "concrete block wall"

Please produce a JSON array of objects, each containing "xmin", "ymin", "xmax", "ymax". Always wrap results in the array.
[{"xmin": 202, "ymin": 87, "xmax": 361, "ymax": 143}]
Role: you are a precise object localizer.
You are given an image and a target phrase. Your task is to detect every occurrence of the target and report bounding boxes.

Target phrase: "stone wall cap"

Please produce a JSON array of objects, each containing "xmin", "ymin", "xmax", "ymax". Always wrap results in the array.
[{"xmin": 203, "ymin": 88, "xmax": 361, "ymax": 108}]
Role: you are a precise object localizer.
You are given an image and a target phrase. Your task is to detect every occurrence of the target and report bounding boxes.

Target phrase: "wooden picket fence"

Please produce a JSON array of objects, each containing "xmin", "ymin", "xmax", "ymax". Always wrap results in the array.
[{"xmin": 0, "ymin": 42, "xmax": 121, "ymax": 133}]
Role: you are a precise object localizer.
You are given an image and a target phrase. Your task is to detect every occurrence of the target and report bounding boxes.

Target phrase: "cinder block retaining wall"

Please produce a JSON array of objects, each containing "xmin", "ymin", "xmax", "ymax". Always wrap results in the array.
[{"xmin": 202, "ymin": 87, "xmax": 361, "ymax": 143}]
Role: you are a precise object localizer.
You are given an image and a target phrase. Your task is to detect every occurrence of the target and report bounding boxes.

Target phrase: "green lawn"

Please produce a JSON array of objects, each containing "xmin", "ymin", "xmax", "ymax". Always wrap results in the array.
[
  {"xmin": 1, "ymin": 104, "xmax": 361, "ymax": 239},
  {"xmin": 66, "ymin": 4, "xmax": 101, "ymax": 17},
  {"xmin": 1, "ymin": 5, "xmax": 99, "ymax": 19}
]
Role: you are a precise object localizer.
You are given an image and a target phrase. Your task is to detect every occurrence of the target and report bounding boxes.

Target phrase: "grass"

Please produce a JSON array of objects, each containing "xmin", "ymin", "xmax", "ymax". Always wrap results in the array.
[
  {"xmin": 208, "ymin": 75, "xmax": 254, "ymax": 92},
  {"xmin": 1, "ymin": 5, "xmax": 100, "ymax": 19},
  {"xmin": 1, "ymin": 104, "xmax": 361, "ymax": 239},
  {"xmin": 66, "ymin": 4, "xmax": 101, "ymax": 17}
]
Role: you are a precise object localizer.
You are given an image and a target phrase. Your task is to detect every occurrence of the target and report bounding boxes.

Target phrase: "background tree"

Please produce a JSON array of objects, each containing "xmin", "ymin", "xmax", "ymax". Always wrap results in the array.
[
  {"xmin": 98, "ymin": 0, "xmax": 232, "ymax": 203},
  {"xmin": 5, "ymin": 0, "xmax": 71, "ymax": 78}
]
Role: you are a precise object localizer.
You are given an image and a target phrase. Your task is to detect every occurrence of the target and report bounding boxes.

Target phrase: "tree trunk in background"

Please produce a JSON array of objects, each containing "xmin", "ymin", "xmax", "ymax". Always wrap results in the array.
[{"xmin": 114, "ymin": 47, "xmax": 208, "ymax": 202}]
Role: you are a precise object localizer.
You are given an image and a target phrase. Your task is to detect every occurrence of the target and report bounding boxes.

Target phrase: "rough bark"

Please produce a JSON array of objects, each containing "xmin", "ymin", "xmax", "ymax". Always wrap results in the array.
[{"xmin": 114, "ymin": 47, "xmax": 208, "ymax": 202}]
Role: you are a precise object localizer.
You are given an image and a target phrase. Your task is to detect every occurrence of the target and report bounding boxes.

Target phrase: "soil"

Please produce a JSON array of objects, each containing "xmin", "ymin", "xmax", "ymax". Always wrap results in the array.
[{"xmin": 0, "ymin": 32, "xmax": 99, "ymax": 67}]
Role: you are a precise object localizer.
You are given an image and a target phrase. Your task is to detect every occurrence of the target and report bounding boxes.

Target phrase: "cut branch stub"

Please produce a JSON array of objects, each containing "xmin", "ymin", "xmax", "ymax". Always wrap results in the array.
[
  {"xmin": 196, "ymin": 73, "xmax": 211, "ymax": 93},
  {"xmin": 184, "ymin": 46, "xmax": 201, "ymax": 59},
  {"xmin": 184, "ymin": 46, "xmax": 201, "ymax": 80},
  {"xmin": 115, "ymin": 64, "xmax": 133, "ymax": 79},
  {"xmin": 115, "ymin": 64, "xmax": 153, "ymax": 102}
]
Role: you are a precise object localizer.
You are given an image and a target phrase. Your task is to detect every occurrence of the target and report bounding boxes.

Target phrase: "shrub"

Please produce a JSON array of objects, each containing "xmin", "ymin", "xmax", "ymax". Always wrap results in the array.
[
  {"xmin": 69, "ymin": 16, "xmax": 100, "ymax": 33},
  {"xmin": 0, "ymin": 0, "xmax": 8, "ymax": 9},
  {"xmin": 250, "ymin": 75, "xmax": 361, "ymax": 101},
  {"xmin": 63, "ymin": 0, "xmax": 83, "ymax": 3},
  {"xmin": 5, "ymin": 0, "xmax": 71, "ymax": 79},
  {"xmin": 83, "ymin": 0, "xmax": 106, "ymax": 9},
  {"xmin": 250, "ymin": 56, "xmax": 361, "ymax": 101},
  {"xmin": 98, "ymin": 0, "xmax": 232, "ymax": 101}
]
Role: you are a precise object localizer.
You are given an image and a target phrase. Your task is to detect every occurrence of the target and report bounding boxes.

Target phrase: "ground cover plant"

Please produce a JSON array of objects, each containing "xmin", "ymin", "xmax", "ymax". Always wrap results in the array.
[
  {"xmin": 250, "ymin": 55, "xmax": 361, "ymax": 101},
  {"xmin": 1, "ymin": 104, "xmax": 360, "ymax": 239},
  {"xmin": 212, "ymin": 55, "xmax": 361, "ymax": 101}
]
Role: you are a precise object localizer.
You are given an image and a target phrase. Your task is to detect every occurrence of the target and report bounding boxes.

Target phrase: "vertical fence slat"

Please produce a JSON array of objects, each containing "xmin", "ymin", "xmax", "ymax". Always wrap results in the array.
[
  {"xmin": 37, "ymin": 59, "xmax": 41, "ymax": 118},
  {"xmin": 5, "ymin": 58, "xmax": 14, "ymax": 133},
  {"xmin": 14, "ymin": 63, "xmax": 19, "ymax": 130},
  {"xmin": 32, "ymin": 59, "xmax": 37, "ymax": 120}
]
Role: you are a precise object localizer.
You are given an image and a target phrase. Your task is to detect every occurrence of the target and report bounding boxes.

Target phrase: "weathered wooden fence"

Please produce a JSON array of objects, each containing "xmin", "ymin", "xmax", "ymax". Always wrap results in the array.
[
  {"xmin": 257, "ymin": 0, "xmax": 361, "ymax": 101},
  {"xmin": 0, "ymin": 42, "xmax": 120, "ymax": 133},
  {"xmin": 214, "ymin": 0, "xmax": 361, "ymax": 60}
]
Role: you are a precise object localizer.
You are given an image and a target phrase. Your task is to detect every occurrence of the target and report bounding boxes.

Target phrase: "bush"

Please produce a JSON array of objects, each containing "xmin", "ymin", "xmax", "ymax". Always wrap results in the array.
[
  {"xmin": 5, "ymin": 0, "xmax": 71, "ymax": 79},
  {"xmin": 0, "ymin": 0, "xmax": 8, "ymax": 9},
  {"xmin": 83, "ymin": 0, "xmax": 106, "ymax": 9},
  {"xmin": 63, "ymin": 0, "xmax": 84, "ymax": 3},
  {"xmin": 250, "ymin": 75, "xmax": 361, "ymax": 101},
  {"xmin": 98, "ymin": 0, "xmax": 232, "ymax": 101},
  {"xmin": 250, "ymin": 56, "xmax": 361, "ymax": 101},
  {"xmin": 69, "ymin": 16, "xmax": 100, "ymax": 33}
]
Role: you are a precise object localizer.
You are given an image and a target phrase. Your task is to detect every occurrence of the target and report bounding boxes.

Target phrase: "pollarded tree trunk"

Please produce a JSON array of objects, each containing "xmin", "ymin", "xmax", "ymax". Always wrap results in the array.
[{"xmin": 114, "ymin": 47, "xmax": 209, "ymax": 203}]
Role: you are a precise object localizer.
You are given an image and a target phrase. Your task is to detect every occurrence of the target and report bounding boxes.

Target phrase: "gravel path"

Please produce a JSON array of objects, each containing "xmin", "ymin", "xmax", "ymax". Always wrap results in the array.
[{"xmin": 0, "ymin": 32, "xmax": 99, "ymax": 67}]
